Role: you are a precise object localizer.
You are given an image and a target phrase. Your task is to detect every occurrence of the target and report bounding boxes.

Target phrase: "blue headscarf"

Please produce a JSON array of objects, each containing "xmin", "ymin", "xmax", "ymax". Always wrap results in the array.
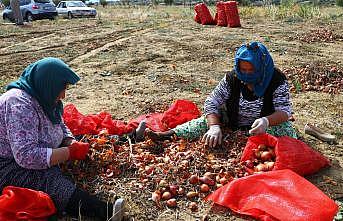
[
  {"xmin": 6, "ymin": 57, "xmax": 80, "ymax": 124},
  {"xmin": 234, "ymin": 41, "xmax": 275, "ymax": 97}
]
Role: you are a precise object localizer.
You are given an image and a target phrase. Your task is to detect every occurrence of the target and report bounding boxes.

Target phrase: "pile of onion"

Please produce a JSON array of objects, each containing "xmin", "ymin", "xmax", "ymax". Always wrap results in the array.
[{"xmin": 243, "ymin": 144, "xmax": 276, "ymax": 174}]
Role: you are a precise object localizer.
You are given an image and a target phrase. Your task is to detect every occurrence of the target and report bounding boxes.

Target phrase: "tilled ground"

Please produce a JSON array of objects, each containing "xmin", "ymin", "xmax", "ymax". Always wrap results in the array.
[{"xmin": 0, "ymin": 5, "xmax": 342, "ymax": 221}]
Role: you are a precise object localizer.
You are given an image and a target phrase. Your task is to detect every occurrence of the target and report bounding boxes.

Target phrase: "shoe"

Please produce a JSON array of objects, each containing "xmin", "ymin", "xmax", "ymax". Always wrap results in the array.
[
  {"xmin": 112, "ymin": 198, "xmax": 125, "ymax": 221},
  {"xmin": 304, "ymin": 123, "xmax": 336, "ymax": 144}
]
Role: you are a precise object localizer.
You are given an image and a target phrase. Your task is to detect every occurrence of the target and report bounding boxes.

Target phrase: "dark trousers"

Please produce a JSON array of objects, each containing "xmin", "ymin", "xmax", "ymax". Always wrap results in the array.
[{"xmin": 65, "ymin": 188, "xmax": 113, "ymax": 220}]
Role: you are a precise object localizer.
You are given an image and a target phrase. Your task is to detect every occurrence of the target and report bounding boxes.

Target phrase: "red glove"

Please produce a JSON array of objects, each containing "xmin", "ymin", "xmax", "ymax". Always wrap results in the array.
[{"xmin": 68, "ymin": 142, "xmax": 90, "ymax": 160}]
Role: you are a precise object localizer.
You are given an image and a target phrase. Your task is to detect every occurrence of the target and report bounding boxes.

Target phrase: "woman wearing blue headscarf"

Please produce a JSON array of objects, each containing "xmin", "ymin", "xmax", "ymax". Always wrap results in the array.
[
  {"xmin": 0, "ymin": 58, "xmax": 125, "ymax": 220},
  {"xmin": 147, "ymin": 41, "xmax": 297, "ymax": 147}
]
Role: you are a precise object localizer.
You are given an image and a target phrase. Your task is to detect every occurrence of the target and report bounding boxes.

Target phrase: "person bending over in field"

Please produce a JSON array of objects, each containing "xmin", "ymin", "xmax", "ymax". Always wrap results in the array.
[
  {"xmin": 0, "ymin": 57, "xmax": 126, "ymax": 221},
  {"xmin": 147, "ymin": 41, "xmax": 297, "ymax": 147}
]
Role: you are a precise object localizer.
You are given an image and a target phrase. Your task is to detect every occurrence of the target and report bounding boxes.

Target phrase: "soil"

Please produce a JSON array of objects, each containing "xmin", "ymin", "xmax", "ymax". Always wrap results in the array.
[{"xmin": 0, "ymin": 5, "xmax": 342, "ymax": 221}]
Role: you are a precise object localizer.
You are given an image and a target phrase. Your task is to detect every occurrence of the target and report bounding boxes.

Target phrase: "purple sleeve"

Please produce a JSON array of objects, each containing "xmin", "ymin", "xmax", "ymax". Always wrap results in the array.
[{"xmin": 4, "ymin": 96, "xmax": 50, "ymax": 169}]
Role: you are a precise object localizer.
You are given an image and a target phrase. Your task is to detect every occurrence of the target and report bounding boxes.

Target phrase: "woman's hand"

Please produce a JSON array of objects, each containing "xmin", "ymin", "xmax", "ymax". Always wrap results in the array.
[
  {"xmin": 249, "ymin": 117, "xmax": 269, "ymax": 135},
  {"xmin": 202, "ymin": 125, "xmax": 222, "ymax": 148},
  {"xmin": 68, "ymin": 142, "xmax": 90, "ymax": 160}
]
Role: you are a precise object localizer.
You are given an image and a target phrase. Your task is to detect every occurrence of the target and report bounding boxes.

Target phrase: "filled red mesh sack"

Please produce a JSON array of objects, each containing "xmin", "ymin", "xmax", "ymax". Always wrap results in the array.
[
  {"xmin": 240, "ymin": 134, "xmax": 330, "ymax": 176},
  {"xmin": 216, "ymin": 1, "xmax": 227, "ymax": 26},
  {"xmin": 194, "ymin": 13, "xmax": 201, "ymax": 24},
  {"xmin": 194, "ymin": 3, "xmax": 214, "ymax": 25},
  {"xmin": 0, "ymin": 186, "xmax": 56, "ymax": 221},
  {"xmin": 224, "ymin": 1, "xmax": 241, "ymax": 27},
  {"xmin": 206, "ymin": 169, "xmax": 338, "ymax": 221}
]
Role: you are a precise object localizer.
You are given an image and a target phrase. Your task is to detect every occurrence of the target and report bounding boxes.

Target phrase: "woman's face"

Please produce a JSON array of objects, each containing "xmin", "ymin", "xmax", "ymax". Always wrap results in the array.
[
  {"xmin": 56, "ymin": 89, "xmax": 66, "ymax": 102},
  {"xmin": 239, "ymin": 60, "xmax": 254, "ymax": 74}
]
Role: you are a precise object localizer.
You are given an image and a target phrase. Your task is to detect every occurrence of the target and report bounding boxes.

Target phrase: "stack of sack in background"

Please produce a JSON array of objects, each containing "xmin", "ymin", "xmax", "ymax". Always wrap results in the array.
[{"xmin": 194, "ymin": 1, "xmax": 241, "ymax": 28}]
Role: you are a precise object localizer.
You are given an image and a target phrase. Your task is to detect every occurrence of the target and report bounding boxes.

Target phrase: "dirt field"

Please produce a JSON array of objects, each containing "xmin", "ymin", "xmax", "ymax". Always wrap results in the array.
[{"xmin": 0, "ymin": 5, "xmax": 342, "ymax": 221}]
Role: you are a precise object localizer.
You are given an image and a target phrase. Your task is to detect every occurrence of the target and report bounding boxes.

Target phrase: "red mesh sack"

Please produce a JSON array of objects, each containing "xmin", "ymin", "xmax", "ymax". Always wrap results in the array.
[
  {"xmin": 216, "ymin": 1, "xmax": 227, "ymax": 26},
  {"xmin": 0, "ymin": 186, "xmax": 56, "ymax": 221},
  {"xmin": 206, "ymin": 169, "xmax": 338, "ymax": 221},
  {"xmin": 240, "ymin": 134, "xmax": 330, "ymax": 176},
  {"xmin": 194, "ymin": 13, "xmax": 201, "ymax": 24},
  {"xmin": 63, "ymin": 104, "xmax": 97, "ymax": 135},
  {"xmin": 161, "ymin": 99, "xmax": 201, "ymax": 130},
  {"xmin": 63, "ymin": 100, "xmax": 201, "ymax": 135},
  {"xmin": 194, "ymin": 3, "xmax": 214, "ymax": 25},
  {"xmin": 213, "ymin": 12, "xmax": 218, "ymax": 25},
  {"xmin": 127, "ymin": 113, "xmax": 166, "ymax": 132},
  {"xmin": 224, "ymin": 1, "xmax": 241, "ymax": 27}
]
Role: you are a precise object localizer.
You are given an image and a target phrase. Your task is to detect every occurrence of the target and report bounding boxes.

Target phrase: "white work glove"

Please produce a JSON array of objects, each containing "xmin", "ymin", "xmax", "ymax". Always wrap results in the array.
[
  {"xmin": 249, "ymin": 117, "xmax": 269, "ymax": 135},
  {"xmin": 202, "ymin": 125, "xmax": 222, "ymax": 148}
]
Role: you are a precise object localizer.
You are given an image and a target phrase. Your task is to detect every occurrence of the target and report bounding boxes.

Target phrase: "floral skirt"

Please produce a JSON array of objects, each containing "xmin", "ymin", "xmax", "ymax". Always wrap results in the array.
[{"xmin": 172, "ymin": 115, "xmax": 297, "ymax": 139}]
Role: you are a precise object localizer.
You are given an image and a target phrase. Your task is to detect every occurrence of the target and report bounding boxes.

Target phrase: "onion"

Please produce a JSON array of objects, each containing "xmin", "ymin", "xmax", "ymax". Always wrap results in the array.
[
  {"xmin": 216, "ymin": 183, "xmax": 223, "ymax": 189},
  {"xmin": 255, "ymin": 163, "xmax": 267, "ymax": 172},
  {"xmin": 177, "ymin": 187, "xmax": 185, "ymax": 195},
  {"xmin": 215, "ymin": 175, "xmax": 221, "ymax": 183},
  {"xmin": 166, "ymin": 198, "xmax": 177, "ymax": 208},
  {"xmin": 159, "ymin": 180, "xmax": 168, "ymax": 188},
  {"xmin": 254, "ymin": 149, "xmax": 262, "ymax": 159},
  {"xmin": 151, "ymin": 191, "xmax": 161, "ymax": 206},
  {"xmin": 189, "ymin": 202, "xmax": 198, "ymax": 212},
  {"xmin": 199, "ymin": 176, "xmax": 215, "ymax": 186},
  {"xmin": 268, "ymin": 148, "xmax": 276, "ymax": 158},
  {"xmin": 265, "ymin": 161, "xmax": 275, "ymax": 171},
  {"xmin": 244, "ymin": 160, "xmax": 254, "ymax": 169},
  {"xmin": 257, "ymin": 144, "xmax": 267, "ymax": 151},
  {"xmin": 169, "ymin": 185, "xmax": 178, "ymax": 196},
  {"xmin": 219, "ymin": 177, "xmax": 228, "ymax": 185},
  {"xmin": 162, "ymin": 191, "xmax": 172, "ymax": 200},
  {"xmin": 189, "ymin": 175, "xmax": 199, "ymax": 184},
  {"xmin": 200, "ymin": 184, "xmax": 210, "ymax": 193},
  {"xmin": 260, "ymin": 151, "xmax": 272, "ymax": 161},
  {"xmin": 203, "ymin": 172, "xmax": 212, "ymax": 178},
  {"xmin": 186, "ymin": 191, "xmax": 198, "ymax": 199}
]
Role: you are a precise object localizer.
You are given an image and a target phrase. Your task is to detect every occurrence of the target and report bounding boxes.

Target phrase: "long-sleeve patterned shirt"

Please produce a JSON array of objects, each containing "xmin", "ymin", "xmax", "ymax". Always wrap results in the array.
[
  {"xmin": 204, "ymin": 76, "xmax": 292, "ymax": 127},
  {"xmin": 0, "ymin": 89, "xmax": 74, "ymax": 169}
]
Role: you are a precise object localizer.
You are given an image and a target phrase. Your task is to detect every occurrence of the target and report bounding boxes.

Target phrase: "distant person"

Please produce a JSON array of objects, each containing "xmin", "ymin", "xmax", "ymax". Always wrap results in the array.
[
  {"xmin": 147, "ymin": 41, "xmax": 297, "ymax": 147},
  {"xmin": 0, "ymin": 58, "xmax": 125, "ymax": 221},
  {"xmin": 9, "ymin": 0, "xmax": 24, "ymax": 25}
]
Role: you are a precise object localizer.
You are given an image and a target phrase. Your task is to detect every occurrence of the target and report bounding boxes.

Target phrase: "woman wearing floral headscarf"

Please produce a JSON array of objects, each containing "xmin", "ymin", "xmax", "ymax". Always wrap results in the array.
[
  {"xmin": 0, "ymin": 58, "xmax": 125, "ymax": 220},
  {"xmin": 147, "ymin": 41, "xmax": 297, "ymax": 147}
]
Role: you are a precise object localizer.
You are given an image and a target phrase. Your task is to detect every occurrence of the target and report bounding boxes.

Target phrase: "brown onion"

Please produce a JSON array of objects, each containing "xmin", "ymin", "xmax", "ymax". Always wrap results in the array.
[
  {"xmin": 166, "ymin": 198, "xmax": 177, "ymax": 208},
  {"xmin": 200, "ymin": 184, "xmax": 210, "ymax": 193},
  {"xmin": 189, "ymin": 202, "xmax": 198, "ymax": 212},
  {"xmin": 189, "ymin": 175, "xmax": 199, "ymax": 184},
  {"xmin": 162, "ymin": 191, "xmax": 172, "ymax": 200},
  {"xmin": 260, "ymin": 151, "xmax": 272, "ymax": 161}
]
